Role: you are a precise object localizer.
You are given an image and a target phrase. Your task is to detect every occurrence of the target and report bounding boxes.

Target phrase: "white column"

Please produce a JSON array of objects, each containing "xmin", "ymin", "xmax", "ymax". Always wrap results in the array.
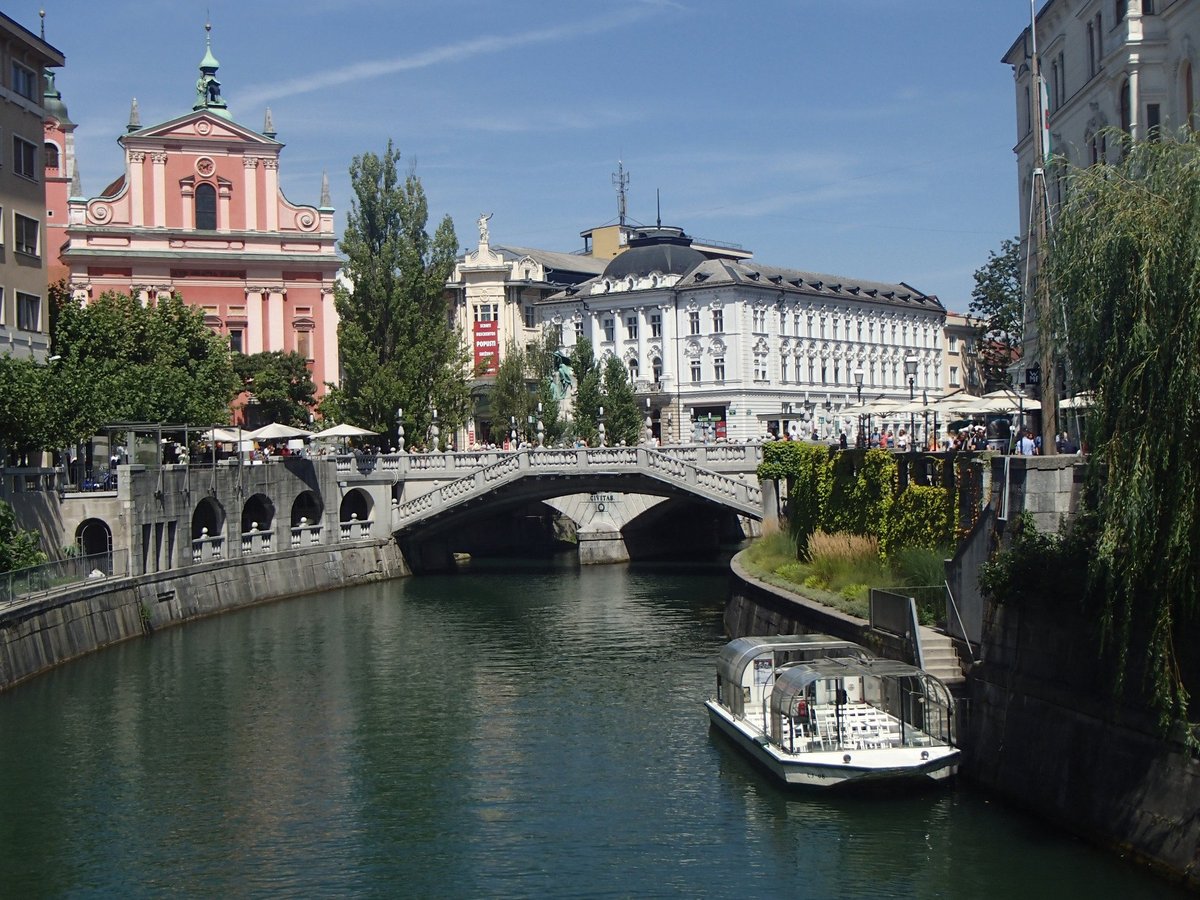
[
  {"xmin": 128, "ymin": 152, "xmax": 145, "ymax": 227},
  {"xmin": 247, "ymin": 288, "xmax": 265, "ymax": 354},
  {"xmin": 321, "ymin": 289, "xmax": 339, "ymax": 388},
  {"xmin": 151, "ymin": 152, "xmax": 167, "ymax": 227},
  {"xmin": 267, "ymin": 287, "xmax": 285, "ymax": 352},
  {"xmin": 263, "ymin": 159, "xmax": 279, "ymax": 231},
  {"xmin": 243, "ymin": 157, "xmax": 259, "ymax": 231}
]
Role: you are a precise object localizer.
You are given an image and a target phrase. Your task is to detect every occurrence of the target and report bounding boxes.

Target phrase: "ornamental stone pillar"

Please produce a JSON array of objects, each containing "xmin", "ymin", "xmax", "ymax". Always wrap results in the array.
[
  {"xmin": 151, "ymin": 152, "xmax": 167, "ymax": 226},
  {"xmin": 128, "ymin": 151, "xmax": 145, "ymax": 227},
  {"xmin": 243, "ymin": 157, "xmax": 259, "ymax": 231}
]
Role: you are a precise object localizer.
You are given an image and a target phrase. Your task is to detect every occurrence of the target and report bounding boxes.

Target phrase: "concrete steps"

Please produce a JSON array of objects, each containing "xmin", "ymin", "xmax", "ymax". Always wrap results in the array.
[{"xmin": 919, "ymin": 628, "xmax": 965, "ymax": 685}]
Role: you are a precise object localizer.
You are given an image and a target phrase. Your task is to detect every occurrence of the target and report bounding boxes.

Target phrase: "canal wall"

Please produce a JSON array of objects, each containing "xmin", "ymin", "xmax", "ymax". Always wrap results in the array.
[
  {"xmin": 968, "ymin": 597, "xmax": 1200, "ymax": 890},
  {"xmin": 0, "ymin": 539, "xmax": 407, "ymax": 693}
]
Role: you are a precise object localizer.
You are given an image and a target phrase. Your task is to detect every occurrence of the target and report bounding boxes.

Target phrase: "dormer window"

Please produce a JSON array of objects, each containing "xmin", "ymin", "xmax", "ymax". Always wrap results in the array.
[{"xmin": 195, "ymin": 183, "xmax": 217, "ymax": 230}]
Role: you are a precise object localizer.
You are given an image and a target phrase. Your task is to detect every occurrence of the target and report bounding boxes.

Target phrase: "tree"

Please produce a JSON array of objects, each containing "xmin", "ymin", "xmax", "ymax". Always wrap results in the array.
[
  {"xmin": 490, "ymin": 340, "xmax": 530, "ymax": 444},
  {"xmin": 571, "ymin": 338, "xmax": 602, "ymax": 445},
  {"xmin": 233, "ymin": 351, "xmax": 317, "ymax": 426},
  {"xmin": 0, "ymin": 500, "xmax": 46, "ymax": 573},
  {"xmin": 1047, "ymin": 134, "xmax": 1200, "ymax": 730},
  {"xmin": 0, "ymin": 355, "xmax": 57, "ymax": 462},
  {"xmin": 322, "ymin": 141, "xmax": 468, "ymax": 446},
  {"xmin": 602, "ymin": 355, "xmax": 642, "ymax": 445},
  {"xmin": 969, "ymin": 238, "xmax": 1023, "ymax": 389}
]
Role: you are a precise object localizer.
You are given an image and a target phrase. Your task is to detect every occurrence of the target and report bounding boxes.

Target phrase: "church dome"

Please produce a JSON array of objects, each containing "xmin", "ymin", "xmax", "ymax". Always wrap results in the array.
[{"xmin": 602, "ymin": 227, "xmax": 706, "ymax": 280}]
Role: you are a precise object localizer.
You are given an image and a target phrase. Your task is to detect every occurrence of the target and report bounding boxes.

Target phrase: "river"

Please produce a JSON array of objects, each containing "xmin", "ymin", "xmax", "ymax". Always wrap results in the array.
[{"xmin": 0, "ymin": 556, "xmax": 1183, "ymax": 897}]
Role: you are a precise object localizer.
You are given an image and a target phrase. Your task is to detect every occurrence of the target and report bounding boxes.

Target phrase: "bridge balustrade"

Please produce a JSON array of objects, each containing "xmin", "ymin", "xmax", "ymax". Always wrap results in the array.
[
  {"xmin": 340, "ymin": 515, "xmax": 373, "ymax": 542},
  {"xmin": 290, "ymin": 523, "xmax": 323, "ymax": 548},
  {"xmin": 240, "ymin": 527, "xmax": 273, "ymax": 555},
  {"xmin": 191, "ymin": 529, "xmax": 225, "ymax": 562}
]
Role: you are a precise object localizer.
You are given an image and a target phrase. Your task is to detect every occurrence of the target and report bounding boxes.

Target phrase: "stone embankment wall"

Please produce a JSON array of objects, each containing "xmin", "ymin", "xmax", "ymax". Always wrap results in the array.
[
  {"xmin": 968, "ymin": 597, "xmax": 1200, "ymax": 889},
  {"xmin": 0, "ymin": 540, "xmax": 407, "ymax": 693}
]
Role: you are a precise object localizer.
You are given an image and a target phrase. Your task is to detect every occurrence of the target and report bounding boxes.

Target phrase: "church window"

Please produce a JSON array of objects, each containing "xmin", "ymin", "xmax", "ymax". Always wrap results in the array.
[
  {"xmin": 195, "ymin": 183, "xmax": 217, "ymax": 230},
  {"xmin": 295, "ymin": 330, "xmax": 312, "ymax": 361},
  {"xmin": 229, "ymin": 329, "xmax": 244, "ymax": 353},
  {"xmin": 44, "ymin": 142, "xmax": 59, "ymax": 171}
]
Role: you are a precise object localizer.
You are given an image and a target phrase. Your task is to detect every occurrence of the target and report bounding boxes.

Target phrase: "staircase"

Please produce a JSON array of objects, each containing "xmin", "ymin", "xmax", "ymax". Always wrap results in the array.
[{"xmin": 918, "ymin": 627, "xmax": 966, "ymax": 687}]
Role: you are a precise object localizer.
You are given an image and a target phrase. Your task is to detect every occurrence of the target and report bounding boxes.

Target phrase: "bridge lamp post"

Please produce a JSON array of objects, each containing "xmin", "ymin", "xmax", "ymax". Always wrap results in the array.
[
  {"xmin": 430, "ymin": 407, "xmax": 439, "ymax": 451},
  {"xmin": 598, "ymin": 405, "xmax": 606, "ymax": 447},
  {"xmin": 536, "ymin": 401, "xmax": 544, "ymax": 448},
  {"xmin": 396, "ymin": 407, "xmax": 405, "ymax": 454},
  {"xmin": 510, "ymin": 415, "xmax": 517, "ymax": 448},
  {"xmin": 854, "ymin": 369, "xmax": 865, "ymax": 447},
  {"xmin": 904, "ymin": 355, "xmax": 918, "ymax": 449},
  {"xmin": 644, "ymin": 397, "xmax": 653, "ymax": 445}
]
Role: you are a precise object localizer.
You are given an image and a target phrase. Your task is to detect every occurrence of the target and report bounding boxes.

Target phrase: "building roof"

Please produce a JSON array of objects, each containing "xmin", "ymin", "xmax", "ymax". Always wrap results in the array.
[{"xmin": 602, "ymin": 227, "xmax": 707, "ymax": 279}]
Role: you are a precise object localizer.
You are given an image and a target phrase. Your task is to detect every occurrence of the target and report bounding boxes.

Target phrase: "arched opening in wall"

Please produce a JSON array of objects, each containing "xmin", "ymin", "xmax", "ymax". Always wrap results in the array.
[
  {"xmin": 1120, "ymin": 78, "xmax": 1132, "ymax": 136},
  {"xmin": 339, "ymin": 488, "xmax": 373, "ymax": 524},
  {"xmin": 652, "ymin": 356, "xmax": 662, "ymax": 382},
  {"xmin": 195, "ymin": 182, "xmax": 217, "ymax": 230},
  {"xmin": 241, "ymin": 493, "xmax": 276, "ymax": 535},
  {"xmin": 75, "ymin": 518, "xmax": 113, "ymax": 571},
  {"xmin": 191, "ymin": 496, "xmax": 226, "ymax": 539},
  {"xmin": 44, "ymin": 142, "xmax": 60, "ymax": 171},
  {"xmin": 291, "ymin": 490, "xmax": 323, "ymax": 527}
]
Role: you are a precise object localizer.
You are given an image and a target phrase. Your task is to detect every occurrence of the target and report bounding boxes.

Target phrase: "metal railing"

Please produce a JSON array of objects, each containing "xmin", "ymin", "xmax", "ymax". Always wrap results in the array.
[{"xmin": 0, "ymin": 549, "xmax": 129, "ymax": 606}]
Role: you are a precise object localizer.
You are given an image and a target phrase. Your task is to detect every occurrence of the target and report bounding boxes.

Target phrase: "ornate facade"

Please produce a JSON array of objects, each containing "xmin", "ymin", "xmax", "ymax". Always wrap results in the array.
[
  {"xmin": 539, "ymin": 226, "xmax": 946, "ymax": 444},
  {"xmin": 48, "ymin": 26, "xmax": 340, "ymax": 401}
]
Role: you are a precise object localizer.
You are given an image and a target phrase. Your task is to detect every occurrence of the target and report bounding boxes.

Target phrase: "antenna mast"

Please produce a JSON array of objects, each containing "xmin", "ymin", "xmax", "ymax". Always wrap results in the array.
[{"xmin": 612, "ymin": 160, "xmax": 629, "ymax": 227}]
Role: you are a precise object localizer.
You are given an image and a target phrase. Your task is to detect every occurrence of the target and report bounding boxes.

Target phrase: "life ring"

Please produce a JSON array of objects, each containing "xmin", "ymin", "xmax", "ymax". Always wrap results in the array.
[{"xmin": 796, "ymin": 698, "xmax": 808, "ymax": 718}]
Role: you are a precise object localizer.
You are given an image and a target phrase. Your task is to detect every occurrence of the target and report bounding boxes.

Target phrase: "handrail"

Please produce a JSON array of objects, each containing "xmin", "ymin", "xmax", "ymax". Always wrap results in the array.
[
  {"xmin": 944, "ymin": 579, "xmax": 977, "ymax": 662},
  {"xmin": 908, "ymin": 596, "xmax": 925, "ymax": 670}
]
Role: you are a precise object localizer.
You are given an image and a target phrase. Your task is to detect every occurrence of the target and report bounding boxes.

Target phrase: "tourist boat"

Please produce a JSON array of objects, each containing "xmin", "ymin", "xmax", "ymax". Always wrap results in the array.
[{"xmin": 705, "ymin": 634, "xmax": 960, "ymax": 789}]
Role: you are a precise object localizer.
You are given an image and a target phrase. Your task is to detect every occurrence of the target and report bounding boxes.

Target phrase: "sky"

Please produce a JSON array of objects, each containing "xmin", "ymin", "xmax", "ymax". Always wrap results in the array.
[{"xmin": 21, "ymin": 0, "xmax": 1036, "ymax": 313}]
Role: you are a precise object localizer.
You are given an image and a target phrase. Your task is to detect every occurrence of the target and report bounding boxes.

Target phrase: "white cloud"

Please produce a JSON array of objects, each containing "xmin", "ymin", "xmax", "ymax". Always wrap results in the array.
[{"xmin": 238, "ymin": 6, "xmax": 660, "ymax": 108}]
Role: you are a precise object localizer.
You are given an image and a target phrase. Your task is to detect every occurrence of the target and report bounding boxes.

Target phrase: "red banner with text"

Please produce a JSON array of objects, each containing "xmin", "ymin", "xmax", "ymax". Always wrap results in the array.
[{"xmin": 473, "ymin": 321, "xmax": 499, "ymax": 376}]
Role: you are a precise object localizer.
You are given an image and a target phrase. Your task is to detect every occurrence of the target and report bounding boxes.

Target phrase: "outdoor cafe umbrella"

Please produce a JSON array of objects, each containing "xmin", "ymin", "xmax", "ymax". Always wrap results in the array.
[
  {"xmin": 199, "ymin": 426, "xmax": 242, "ymax": 443},
  {"xmin": 314, "ymin": 423, "xmax": 379, "ymax": 439},
  {"xmin": 248, "ymin": 422, "xmax": 315, "ymax": 441}
]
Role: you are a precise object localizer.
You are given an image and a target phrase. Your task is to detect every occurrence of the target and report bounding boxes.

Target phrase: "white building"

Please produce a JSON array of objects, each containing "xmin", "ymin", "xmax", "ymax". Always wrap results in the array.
[{"xmin": 538, "ymin": 225, "xmax": 946, "ymax": 444}]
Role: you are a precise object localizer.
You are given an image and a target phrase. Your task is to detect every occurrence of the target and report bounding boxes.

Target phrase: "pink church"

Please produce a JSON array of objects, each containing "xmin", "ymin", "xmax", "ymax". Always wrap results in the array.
[{"xmin": 46, "ymin": 26, "xmax": 340, "ymax": 406}]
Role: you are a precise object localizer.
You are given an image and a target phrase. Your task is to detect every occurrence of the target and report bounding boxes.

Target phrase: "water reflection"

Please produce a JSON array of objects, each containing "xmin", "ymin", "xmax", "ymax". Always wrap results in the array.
[{"xmin": 0, "ymin": 557, "xmax": 1185, "ymax": 898}]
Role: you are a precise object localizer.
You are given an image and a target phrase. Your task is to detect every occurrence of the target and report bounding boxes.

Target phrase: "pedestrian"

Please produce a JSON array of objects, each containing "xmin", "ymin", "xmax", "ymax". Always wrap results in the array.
[
  {"xmin": 838, "ymin": 432, "xmax": 848, "ymax": 450},
  {"xmin": 896, "ymin": 428, "xmax": 910, "ymax": 452},
  {"xmin": 1017, "ymin": 429, "xmax": 1036, "ymax": 455}
]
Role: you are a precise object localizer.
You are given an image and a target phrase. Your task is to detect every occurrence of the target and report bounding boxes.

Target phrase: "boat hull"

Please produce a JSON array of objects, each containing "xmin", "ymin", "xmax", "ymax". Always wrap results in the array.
[{"xmin": 705, "ymin": 700, "xmax": 960, "ymax": 789}]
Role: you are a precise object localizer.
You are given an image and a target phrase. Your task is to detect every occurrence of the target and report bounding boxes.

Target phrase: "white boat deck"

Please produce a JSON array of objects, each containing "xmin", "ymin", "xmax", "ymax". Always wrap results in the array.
[{"xmin": 751, "ymin": 702, "xmax": 941, "ymax": 754}]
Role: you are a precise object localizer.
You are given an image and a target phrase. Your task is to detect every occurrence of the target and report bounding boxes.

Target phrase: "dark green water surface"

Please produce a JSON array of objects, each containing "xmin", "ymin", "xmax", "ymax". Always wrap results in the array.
[{"xmin": 0, "ymin": 558, "xmax": 1184, "ymax": 898}]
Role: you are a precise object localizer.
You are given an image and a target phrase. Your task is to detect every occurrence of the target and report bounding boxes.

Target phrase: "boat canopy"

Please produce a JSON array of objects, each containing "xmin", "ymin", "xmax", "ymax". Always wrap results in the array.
[
  {"xmin": 715, "ymin": 634, "xmax": 872, "ymax": 685},
  {"xmin": 769, "ymin": 656, "xmax": 954, "ymax": 720}
]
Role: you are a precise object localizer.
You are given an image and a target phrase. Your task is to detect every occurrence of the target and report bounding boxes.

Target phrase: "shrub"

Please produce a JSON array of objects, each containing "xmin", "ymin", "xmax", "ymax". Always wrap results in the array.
[
  {"xmin": 880, "ymin": 485, "xmax": 953, "ymax": 559},
  {"xmin": 889, "ymin": 545, "xmax": 949, "ymax": 587}
]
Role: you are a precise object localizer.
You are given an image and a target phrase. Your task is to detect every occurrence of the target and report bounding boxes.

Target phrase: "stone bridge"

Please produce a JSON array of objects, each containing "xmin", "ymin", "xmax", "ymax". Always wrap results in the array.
[{"xmin": 384, "ymin": 444, "xmax": 764, "ymax": 571}]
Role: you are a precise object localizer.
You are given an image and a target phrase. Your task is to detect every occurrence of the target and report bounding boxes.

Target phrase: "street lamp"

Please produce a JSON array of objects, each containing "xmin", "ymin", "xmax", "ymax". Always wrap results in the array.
[
  {"xmin": 644, "ymin": 397, "xmax": 653, "ymax": 445},
  {"xmin": 853, "ymin": 369, "xmax": 865, "ymax": 447},
  {"xmin": 904, "ymin": 355, "xmax": 919, "ymax": 450},
  {"xmin": 597, "ymin": 405, "xmax": 606, "ymax": 447},
  {"xmin": 536, "ymin": 401, "xmax": 544, "ymax": 448},
  {"xmin": 430, "ymin": 406, "xmax": 439, "ymax": 451},
  {"xmin": 510, "ymin": 414, "xmax": 517, "ymax": 448},
  {"xmin": 396, "ymin": 407, "xmax": 405, "ymax": 454}
]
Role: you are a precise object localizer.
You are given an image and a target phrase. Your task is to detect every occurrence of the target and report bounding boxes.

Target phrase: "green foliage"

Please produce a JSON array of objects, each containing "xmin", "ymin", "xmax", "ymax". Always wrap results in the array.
[
  {"xmin": 888, "ymin": 545, "xmax": 949, "ymax": 588},
  {"xmin": 233, "ymin": 351, "xmax": 316, "ymax": 427},
  {"xmin": 0, "ymin": 500, "xmax": 46, "ymax": 573},
  {"xmin": 601, "ymin": 355, "xmax": 642, "ymax": 445},
  {"xmin": 969, "ymin": 237, "xmax": 1023, "ymax": 389},
  {"xmin": 978, "ymin": 511, "xmax": 1090, "ymax": 607},
  {"xmin": 879, "ymin": 485, "xmax": 953, "ymax": 559},
  {"xmin": 322, "ymin": 141, "xmax": 468, "ymax": 445},
  {"xmin": 52, "ymin": 288, "xmax": 239, "ymax": 435},
  {"xmin": 1048, "ymin": 133, "xmax": 1200, "ymax": 729},
  {"xmin": 757, "ymin": 442, "xmax": 835, "ymax": 554},
  {"xmin": 571, "ymin": 338, "xmax": 602, "ymax": 445},
  {"xmin": 0, "ymin": 355, "xmax": 56, "ymax": 459},
  {"xmin": 824, "ymin": 450, "xmax": 897, "ymax": 536}
]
